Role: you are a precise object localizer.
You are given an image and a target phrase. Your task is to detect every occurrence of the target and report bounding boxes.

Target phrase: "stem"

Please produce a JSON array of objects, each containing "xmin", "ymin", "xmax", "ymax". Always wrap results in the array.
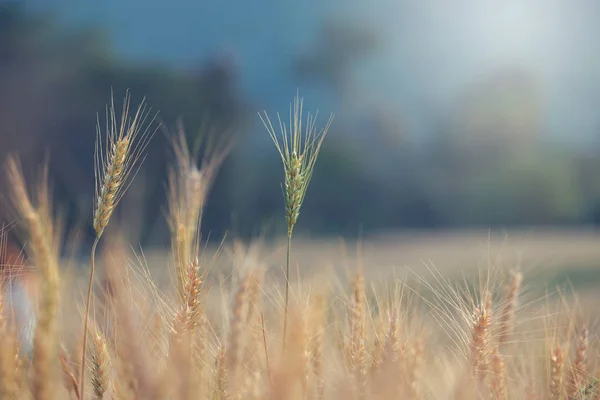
[
  {"xmin": 80, "ymin": 236, "xmax": 100, "ymax": 399},
  {"xmin": 282, "ymin": 232, "xmax": 292, "ymax": 353}
]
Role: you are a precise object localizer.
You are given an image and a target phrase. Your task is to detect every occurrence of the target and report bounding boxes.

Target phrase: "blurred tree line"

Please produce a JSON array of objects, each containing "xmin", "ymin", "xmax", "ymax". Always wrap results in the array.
[{"xmin": 3, "ymin": 3, "xmax": 600, "ymax": 249}]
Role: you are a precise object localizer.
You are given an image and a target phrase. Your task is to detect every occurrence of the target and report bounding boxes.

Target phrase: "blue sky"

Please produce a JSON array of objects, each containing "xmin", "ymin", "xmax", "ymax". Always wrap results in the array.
[{"xmin": 25, "ymin": 0, "xmax": 600, "ymax": 146}]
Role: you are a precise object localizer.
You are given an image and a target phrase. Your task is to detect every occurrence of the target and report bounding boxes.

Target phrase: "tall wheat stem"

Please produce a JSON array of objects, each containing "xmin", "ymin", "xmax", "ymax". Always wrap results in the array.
[
  {"xmin": 260, "ymin": 94, "xmax": 333, "ymax": 352},
  {"xmin": 79, "ymin": 91, "xmax": 156, "ymax": 398},
  {"xmin": 283, "ymin": 233, "xmax": 292, "ymax": 352},
  {"xmin": 80, "ymin": 237, "xmax": 100, "ymax": 397}
]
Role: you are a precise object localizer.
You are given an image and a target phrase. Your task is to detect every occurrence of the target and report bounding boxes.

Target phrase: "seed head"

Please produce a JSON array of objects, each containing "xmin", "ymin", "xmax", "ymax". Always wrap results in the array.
[
  {"xmin": 259, "ymin": 94, "xmax": 333, "ymax": 236},
  {"xmin": 93, "ymin": 90, "xmax": 157, "ymax": 238}
]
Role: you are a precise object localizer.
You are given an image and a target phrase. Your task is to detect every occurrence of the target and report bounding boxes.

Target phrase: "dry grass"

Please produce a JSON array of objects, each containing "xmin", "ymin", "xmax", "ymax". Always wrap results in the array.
[{"xmin": 1, "ymin": 92, "xmax": 600, "ymax": 400}]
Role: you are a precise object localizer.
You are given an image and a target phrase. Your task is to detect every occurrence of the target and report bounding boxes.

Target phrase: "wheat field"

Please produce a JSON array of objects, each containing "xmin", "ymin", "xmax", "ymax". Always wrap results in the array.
[{"xmin": 1, "ymin": 92, "xmax": 600, "ymax": 400}]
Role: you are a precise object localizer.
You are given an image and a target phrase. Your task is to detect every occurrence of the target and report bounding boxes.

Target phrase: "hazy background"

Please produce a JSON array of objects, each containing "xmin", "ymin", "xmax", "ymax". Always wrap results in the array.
[{"xmin": 3, "ymin": 0, "xmax": 600, "ymax": 249}]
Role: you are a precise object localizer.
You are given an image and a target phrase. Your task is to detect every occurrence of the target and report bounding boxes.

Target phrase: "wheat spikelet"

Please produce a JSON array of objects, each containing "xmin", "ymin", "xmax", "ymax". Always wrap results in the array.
[
  {"xmin": 498, "ymin": 270, "xmax": 522, "ymax": 347},
  {"xmin": 90, "ymin": 332, "xmax": 110, "ymax": 400},
  {"xmin": 93, "ymin": 136, "xmax": 129, "ymax": 237},
  {"xmin": 260, "ymin": 95, "xmax": 332, "ymax": 235},
  {"xmin": 260, "ymin": 93, "xmax": 333, "ymax": 350},
  {"xmin": 549, "ymin": 344, "xmax": 565, "ymax": 400},
  {"xmin": 471, "ymin": 304, "xmax": 490, "ymax": 381},
  {"xmin": 82, "ymin": 91, "xmax": 157, "ymax": 398},
  {"xmin": 164, "ymin": 260, "xmax": 206, "ymax": 400},
  {"xmin": 372, "ymin": 309, "xmax": 406, "ymax": 398},
  {"xmin": 93, "ymin": 91, "xmax": 156, "ymax": 238},
  {"xmin": 166, "ymin": 123, "xmax": 231, "ymax": 301},
  {"xmin": 285, "ymin": 151, "xmax": 303, "ymax": 235},
  {"xmin": 566, "ymin": 327, "xmax": 589, "ymax": 399},
  {"xmin": 181, "ymin": 260, "xmax": 207, "ymax": 389},
  {"xmin": 380, "ymin": 309, "xmax": 401, "ymax": 368},
  {"xmin": 170, "ymin": 260, "xmax": 203, "ymax": 342},
  {"xmin": 6, "ymin": 156, "xmax": 61, "ymax": 400},
  {"xmin": 259, "ymin": 94, "xmax": 333, "ymax": 236}
]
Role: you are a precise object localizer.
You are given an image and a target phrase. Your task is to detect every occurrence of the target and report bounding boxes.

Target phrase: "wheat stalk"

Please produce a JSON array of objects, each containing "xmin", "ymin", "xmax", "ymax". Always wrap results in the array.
[
  {"xmin": 259, "ymin": 93, "xmax": 333, "ymax": 351},
  {"xmin": 166, "ymin": 123, "xmax": 231, "ymax": 301},
  {"xmin": 6, "ymin": 156, "xmax": 61, "ymax": 400},
  {"xmin": 81, "ymin": 90, "xmax": 157, "ymax": 398}
]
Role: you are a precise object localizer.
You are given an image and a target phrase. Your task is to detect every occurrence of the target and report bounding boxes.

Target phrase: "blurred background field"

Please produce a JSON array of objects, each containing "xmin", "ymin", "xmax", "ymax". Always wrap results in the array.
[
  {"xmin": 3, "ymin": 1, "xmax": 600, "ymax": 285},
  {"xmin": 135, "ymin": 228, "xmax": 600, "ymax": 316}
]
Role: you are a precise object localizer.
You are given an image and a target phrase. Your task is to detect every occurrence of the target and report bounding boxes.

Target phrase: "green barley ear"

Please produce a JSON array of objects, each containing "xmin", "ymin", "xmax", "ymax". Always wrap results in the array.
[
  {"xmin": 259, "ymin": 94, "xmax": 333, "ymax": 236},
  {"xmin": 259, "ymin": 93, "xmax": 333, "ymax": 351}
]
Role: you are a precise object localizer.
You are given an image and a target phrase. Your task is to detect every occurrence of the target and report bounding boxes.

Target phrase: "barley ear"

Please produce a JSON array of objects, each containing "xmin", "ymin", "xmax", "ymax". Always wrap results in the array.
[
  {"xmin": 259, "ymin": 93, "xmax": 333, "ymax": 351},
  {"xmin": 166, "ymin": 124, "xmax": 231, "ymax": 301},
  {"xmin": 91, "ymin": 331, "xmax": 111, "ymax": 399},
  {"xmin": 5, "ymin": 156, "xmax": 61, "ymax": 400},
  {"xmin": 471, "ymin": 303, "xmax": 490, "ymax": 382},
  {"xmin": 82, "ymin": 90, "xmax": 157, "ymax": 399}
]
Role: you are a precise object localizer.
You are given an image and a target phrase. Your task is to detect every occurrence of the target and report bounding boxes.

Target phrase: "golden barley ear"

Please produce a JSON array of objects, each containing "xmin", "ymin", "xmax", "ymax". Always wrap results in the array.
[
  {"xmin": 165, "ymin": 122, "xmax": 232, "ymax": 301},
  {"xmin": 5, "ymin": 155, "xmax": 61, "ymax": 400},
  {"xmin": 90, "ymin": 329, "xmax": 111, "ymax": 400},
  {"xmin": 93, "ymin": 90, "xmax": 158, "ymax": 238},
  {"xmin": 82, "ymin": 90, "xmax": 158, "ymax": 399},
  {"xmin": 471, "ymin": 302, "xmax": 490, "ymax": 381}
]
